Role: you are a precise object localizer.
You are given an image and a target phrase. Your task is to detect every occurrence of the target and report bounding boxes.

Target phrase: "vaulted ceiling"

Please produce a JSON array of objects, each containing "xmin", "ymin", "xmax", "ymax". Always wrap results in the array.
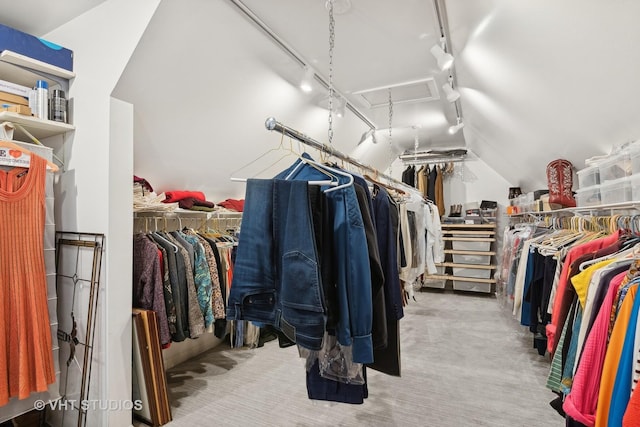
[{"xmin": 2, "ymin": 0, "xmax": 640, "ymax": 194}]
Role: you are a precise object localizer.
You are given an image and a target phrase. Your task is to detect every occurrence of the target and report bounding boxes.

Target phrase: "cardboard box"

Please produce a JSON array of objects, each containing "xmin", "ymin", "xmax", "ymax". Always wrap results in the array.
[
  {"xmin": 0, "ymin": 23, "xmax": 73, "ymax": 71},
  {"xmin": 0, "ymin": 91, "xmax": 28, "ymax": 106},
  {"xmin": 1, "ymin": 104, "xmax": 31, "ymax": 115}
]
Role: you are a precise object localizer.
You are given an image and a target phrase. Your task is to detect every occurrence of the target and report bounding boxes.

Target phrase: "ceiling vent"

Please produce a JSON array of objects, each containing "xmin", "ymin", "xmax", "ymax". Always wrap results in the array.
[{"xmin": 352, "ymin": 78, "xmax": 439, "ymax": 108}]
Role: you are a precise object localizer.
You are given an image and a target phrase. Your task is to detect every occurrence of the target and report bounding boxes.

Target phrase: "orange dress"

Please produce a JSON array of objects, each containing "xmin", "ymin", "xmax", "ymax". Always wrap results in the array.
[{"xmin": 0, "ymin": 153, "xmax": 54, "ymax": 405}]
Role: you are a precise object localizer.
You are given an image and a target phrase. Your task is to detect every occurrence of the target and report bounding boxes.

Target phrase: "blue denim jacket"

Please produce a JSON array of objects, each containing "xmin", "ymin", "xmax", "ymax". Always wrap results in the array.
[{"xmin": 276, "ymin": 155, "xmax": 373, "ymax": 364}]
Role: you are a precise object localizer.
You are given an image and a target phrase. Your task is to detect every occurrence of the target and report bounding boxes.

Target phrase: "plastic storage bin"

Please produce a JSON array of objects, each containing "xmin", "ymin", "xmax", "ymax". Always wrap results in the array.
[
  {"xmin": 599, "ymin": 153, "xmax": 632, "ymax": 182},
  {"xmin": 451, "ymin": 240, "xmax": 492, "ymax": 252},
  {"xmin": 575, "ymin": 185, "xmax": 601, "ymax": 207},
  {"xmin": 631, "ymin": 174, "xmax": 640, "ymax": 201},
  {"xmin": 630, "ymin": 145, "xmax": 640, "ymax": 175},
  {"xmin": 452, "ymin": 253, "xmax": 492, "ymax": 265},
  {"xmin": 452, "ymin": 267, "xmax": 491, "ymax": 279},
  {"xmin": 453, "ymin": 281, "xmax": 492, "ymax": 293},
  {"xmin": 576, "ymin": 166, "xmax": 600, "ymax": 189},
  {"xmin": 600, "ymin": 176, "xmax": 632, "ymax": 204}
]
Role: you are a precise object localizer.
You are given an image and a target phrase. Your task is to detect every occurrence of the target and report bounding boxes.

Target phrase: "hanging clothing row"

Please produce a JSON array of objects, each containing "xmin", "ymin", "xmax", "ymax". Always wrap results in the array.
[
  {"xmin": 498, "ymin": 214, "xmax": 640, "ymax": 426},
  {"xmin": 401, "ymin": 164, "xmax": 451, "ymax": 216},
  {"xmin": 132, "ymin": 222, "xmax": 239, "ymax": 347},
  {"xmin": 227, "ymin": 151, "xmax": 441, "ymax": 404}
]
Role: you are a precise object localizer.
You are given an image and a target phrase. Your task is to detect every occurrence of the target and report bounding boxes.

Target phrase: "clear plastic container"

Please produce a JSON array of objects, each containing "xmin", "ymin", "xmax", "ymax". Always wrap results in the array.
[
  {"xmin": 629, "ymin": 144, "xmax": 640, "ymax": 175},
  {"xmin": 600, "ymin": 176, "xmax": 632, "ymax": 204},
  {"xmin": 576, "ymin": 166, "xmax": 600, "ymax": 189},
  {"xmin": 599, "ymin": 153, "xmax": 632, "ymax": 182},
  {"xmin": 630, "ymin": 174, "xmax": 640, "ymax": 201},
  {"xmin": 575, "ymin": 185, "xmax": 601, "ymax": 207}
]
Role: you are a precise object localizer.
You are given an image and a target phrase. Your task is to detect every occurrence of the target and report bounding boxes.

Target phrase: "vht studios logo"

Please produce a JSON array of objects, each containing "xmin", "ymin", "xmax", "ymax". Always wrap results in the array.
[{"xmin": 34, "ymin": 399, "xmax": 143, "ymax": 411}]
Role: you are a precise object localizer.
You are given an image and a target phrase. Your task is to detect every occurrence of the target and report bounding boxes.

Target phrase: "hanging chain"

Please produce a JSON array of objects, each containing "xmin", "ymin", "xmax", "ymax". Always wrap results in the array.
[
  {"xmin": 327, "ymin": 0, "xmax": 336, "ymax": 145},
  {"xmin": 388, "ymin": 88, "xmax": 394, "ymax": 173}
]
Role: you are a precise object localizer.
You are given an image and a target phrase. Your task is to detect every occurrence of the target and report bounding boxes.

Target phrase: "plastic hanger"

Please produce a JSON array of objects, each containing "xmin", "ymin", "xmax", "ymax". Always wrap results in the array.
[
  {"xmin": 284, "ymin": 155, "xmax": 351, "ymax": 193},
  {"xmin": 0, "ymin": 139, "xmax": 59, "ymax": 172}
]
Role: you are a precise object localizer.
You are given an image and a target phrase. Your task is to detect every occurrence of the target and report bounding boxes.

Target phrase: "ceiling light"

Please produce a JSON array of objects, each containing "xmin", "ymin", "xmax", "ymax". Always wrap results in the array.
[
  {"xmin": 430, "ymin": 44, "xmax": 454, "ymax": 71},
  {"xmin": 300, "ymin": 66, "xmax": 315, "ymax": 92},
  {"xmin": 448, "ymin": 117, "xmax": 464, "ymax": 134},
  {"xmin": 442, "ymin": 78, "xmax": 460, "ymax": 103}
]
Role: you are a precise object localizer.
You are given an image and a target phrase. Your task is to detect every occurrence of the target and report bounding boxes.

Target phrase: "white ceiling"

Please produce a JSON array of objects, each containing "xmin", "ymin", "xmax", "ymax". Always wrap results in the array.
[{"xmin": 2, "ymin": 0, "xmax": 640, "ymax": 194}]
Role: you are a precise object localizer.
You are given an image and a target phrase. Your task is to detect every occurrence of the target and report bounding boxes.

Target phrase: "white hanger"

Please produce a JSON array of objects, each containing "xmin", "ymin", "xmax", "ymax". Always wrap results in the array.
[{"xmin": 284, "ymin": 155, "xmax": 352, "ymax": 193}]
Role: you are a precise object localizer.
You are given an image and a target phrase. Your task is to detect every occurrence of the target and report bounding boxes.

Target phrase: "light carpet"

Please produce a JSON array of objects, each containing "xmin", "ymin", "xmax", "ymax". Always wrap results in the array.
[{"xmin": 161, "ymin": 290, "xmax": 563, "ymax": 426}]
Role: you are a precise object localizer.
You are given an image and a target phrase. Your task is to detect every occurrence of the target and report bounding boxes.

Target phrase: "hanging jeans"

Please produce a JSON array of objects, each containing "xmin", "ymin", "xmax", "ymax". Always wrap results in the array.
[
  {"xmin": 275, "ymin": 154, "xmax": 374, "ymax": 364},
  {"xmin": 227, "ymin": 179, "xmax": 326, "ymax": 351}
]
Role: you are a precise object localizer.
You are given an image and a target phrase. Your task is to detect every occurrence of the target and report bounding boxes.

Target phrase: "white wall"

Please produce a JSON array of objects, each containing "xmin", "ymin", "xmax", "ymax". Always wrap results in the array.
[{"xmin": 44, "ymin": 1, "xmax": 161, "ymax": 426}]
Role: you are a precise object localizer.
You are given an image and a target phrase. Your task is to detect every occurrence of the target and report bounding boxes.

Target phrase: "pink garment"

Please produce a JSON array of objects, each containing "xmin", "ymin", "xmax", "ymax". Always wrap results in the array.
[
  {"xmin": 547, "ymin": 231, "xmax": 621, "ymax": 353},
  {"xmin": 563, "ymin": 271, "xmax": 626, "ymax": 426},
  {"xmin": 163, "ymin": 191, "xmax": 206, "ymax": 203}
]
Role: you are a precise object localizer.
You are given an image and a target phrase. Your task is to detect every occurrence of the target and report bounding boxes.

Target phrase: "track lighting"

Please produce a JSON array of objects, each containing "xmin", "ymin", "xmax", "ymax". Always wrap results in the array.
[
  {"xmin": 442, "ymin": 77, "xmax": 460, "ymax": 103},
  {"xmin": 357, "ymin": 128, "xmax": 377, "ymax": 145},
  {"xmin": 300, "ymin": 66, "xmax": 315, "ymax": 92},
  {"xmin": 430, "ymin": 43, "xmax": 454, "ymax": 71},
  {"xmin": 448, "ymin": 117, "xmax": 464, "ymax": 134}
]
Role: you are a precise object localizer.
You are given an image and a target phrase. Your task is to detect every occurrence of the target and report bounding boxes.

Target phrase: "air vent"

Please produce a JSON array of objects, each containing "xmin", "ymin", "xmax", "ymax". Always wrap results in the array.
[{"xmin": 352, "ymin": 78, "xmax": 439, "ymax": 108}]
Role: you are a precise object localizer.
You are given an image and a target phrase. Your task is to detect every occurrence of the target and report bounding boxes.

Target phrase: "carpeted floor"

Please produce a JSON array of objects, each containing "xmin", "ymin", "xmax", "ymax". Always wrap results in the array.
[{"xmin": 159, "ymin": 290, "xmax": 564, "ymax": 426}]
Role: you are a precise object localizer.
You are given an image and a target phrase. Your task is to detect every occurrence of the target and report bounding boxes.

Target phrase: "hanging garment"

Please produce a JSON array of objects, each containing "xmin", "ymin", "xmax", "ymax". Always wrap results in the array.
[
  {"xmin": 563, "ymin": 272, "xmax": 626, "ymax": 426},
  {"xmin": 369, "ymin": 186, "xmax": 404, "ymax": 377},
  {"xmin": 163, "ymin": 232, "xmax": 205, "ymax": 338},
  {"xmin": 148, "ymin": 234, "xmax": 188, "ymax": 342},
  {"xmin": 435, "ymin": 165, "xmax": 445, "ymax": 216},
  {"xmin": 273, "ymin": 155, "xmax": 374, "ymax": 364},
  {"xmin": 354, "ymin": 180, "xmax": 387, "ymax": 350},
  {"xmin": 416, "ymin": 165, "xmax": 427, "ymax": 198},
  {"xmin": 0, "ymin": 154, "xmax": 55, "ymax": 405},
  {"xmin": 133, "ymin": 234, "xmax": 171, "ymax": 345},
  {"xmin": 595, "ymin": 283, "xmax": 638, "ymax": 427},
  {"xmin": 401, "ymin": 165, "xmax": 415, "ymax": 187},
  {"xmin": 426, "ymin": 166, "xmax": 437, "ymax": 202},
  {"xmin": 227, "ymin": 179, "xmax": 327, "ymax": 353},
  {"xmin": 546, "ymin": 232, "xmax": 622, "ymax": 354}
]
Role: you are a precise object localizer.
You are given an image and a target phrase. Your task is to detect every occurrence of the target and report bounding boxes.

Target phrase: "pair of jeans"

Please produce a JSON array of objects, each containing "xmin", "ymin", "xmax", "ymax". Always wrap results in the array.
[
  {"xmin": 226, "ymin": 179, "xmax": 326, "ymax": 351},
  {"xmin": 275, "ymin": 154, "xmax": 374, "ymax": 364}
]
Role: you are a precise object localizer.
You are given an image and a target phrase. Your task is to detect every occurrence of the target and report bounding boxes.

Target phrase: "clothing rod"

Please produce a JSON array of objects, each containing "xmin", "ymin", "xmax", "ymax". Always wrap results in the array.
[{"xmin": 264, "ymin": 117, "xmax": 413, "ymax": 193}]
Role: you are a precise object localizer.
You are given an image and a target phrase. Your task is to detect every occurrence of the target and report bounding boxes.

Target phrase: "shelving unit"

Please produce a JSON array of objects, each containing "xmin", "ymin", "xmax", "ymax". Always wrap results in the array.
[
  {"xmin": 426, "ymin": 223, "xmax": 497, "ymax": 293},
  {"xmin": 0, "ymin": 51, "xmax": 75, "ymax": 168}
]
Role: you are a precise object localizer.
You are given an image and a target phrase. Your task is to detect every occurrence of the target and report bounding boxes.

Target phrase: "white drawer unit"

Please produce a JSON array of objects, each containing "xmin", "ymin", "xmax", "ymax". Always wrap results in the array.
[{"xmin": 425, "ymin": 223, "xmax": 497, "ymax": 294}]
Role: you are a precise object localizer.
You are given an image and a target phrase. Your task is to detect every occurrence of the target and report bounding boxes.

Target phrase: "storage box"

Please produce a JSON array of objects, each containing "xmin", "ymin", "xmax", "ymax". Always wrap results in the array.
[
  {"xmin": 1, "ymin": 104, "xmax": 31, "ymax": 115},
  {"xmin": 453, "ymin": 253, "xmax": 492, "ymax": 265},
  {"xmin": 0, "ymin": 24, "xmax": 73, "ymax": 71},
  {"xmin": 600, "ymin": 176, "xmax": 632, "ymax": 204},
  {"xmin": 452, "ymin": 240, "xmax": 491, "ymax": 252},
  {"xmin": 630, "ymin": 146, "xmax": 640, "ymax": 176},
  {"xmin": 452, "ymin": 267, "xmax": 491, "ymax": 279},
  {"xmin": 577, "ymin": 166, "xmax": 600, "ymax": 189},
  {"xmin": 630, "ymin": 174, "xmax": 640, "ymax": 201},
  {"xmin": 599, "ymin": 153, "xmax": 632, "ymax": 182},
  {"xmin": 453, "ymin": 281, "xmax": 492, "ymax": 293},
  {"xmin": 575, "ymin": 185, "xmax": 601, "ymax": 207}
]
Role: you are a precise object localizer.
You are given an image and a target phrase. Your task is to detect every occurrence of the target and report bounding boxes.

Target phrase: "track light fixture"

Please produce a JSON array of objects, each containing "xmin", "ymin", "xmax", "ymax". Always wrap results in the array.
[
  {"xmin": 430, "ymin": 38, "xmax": 454, "ymax": 71},
  {"xmin": 448, "ymin": 116, "xmax": 464, "ymax": 134},
  {"xmin": 442, "ymin": 77, "xmax": 460, "ymax": 103},
  {"xmin": 300, "ymin": 66, "xmax": 315, "ymax": 92}
]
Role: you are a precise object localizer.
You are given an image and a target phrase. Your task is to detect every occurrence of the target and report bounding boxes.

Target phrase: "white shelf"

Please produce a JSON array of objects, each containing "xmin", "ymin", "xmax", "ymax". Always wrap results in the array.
[
  {"xmin": 0, "ymin": 51, "xmax": 75, "ymax": 80},
  {"xmin": 509, "ymin": 201, "xmax": 640, "ymax": 217},
  {"xmin": 0, "ymin": 112, "xmax": 74, "ymax": 140}
]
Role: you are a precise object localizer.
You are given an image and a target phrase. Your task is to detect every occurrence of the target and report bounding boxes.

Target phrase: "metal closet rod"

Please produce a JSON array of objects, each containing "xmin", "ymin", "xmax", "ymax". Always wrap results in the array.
[{"xmin": 265, "ymin": 117, "xmax": 411, "ymax": 192}]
